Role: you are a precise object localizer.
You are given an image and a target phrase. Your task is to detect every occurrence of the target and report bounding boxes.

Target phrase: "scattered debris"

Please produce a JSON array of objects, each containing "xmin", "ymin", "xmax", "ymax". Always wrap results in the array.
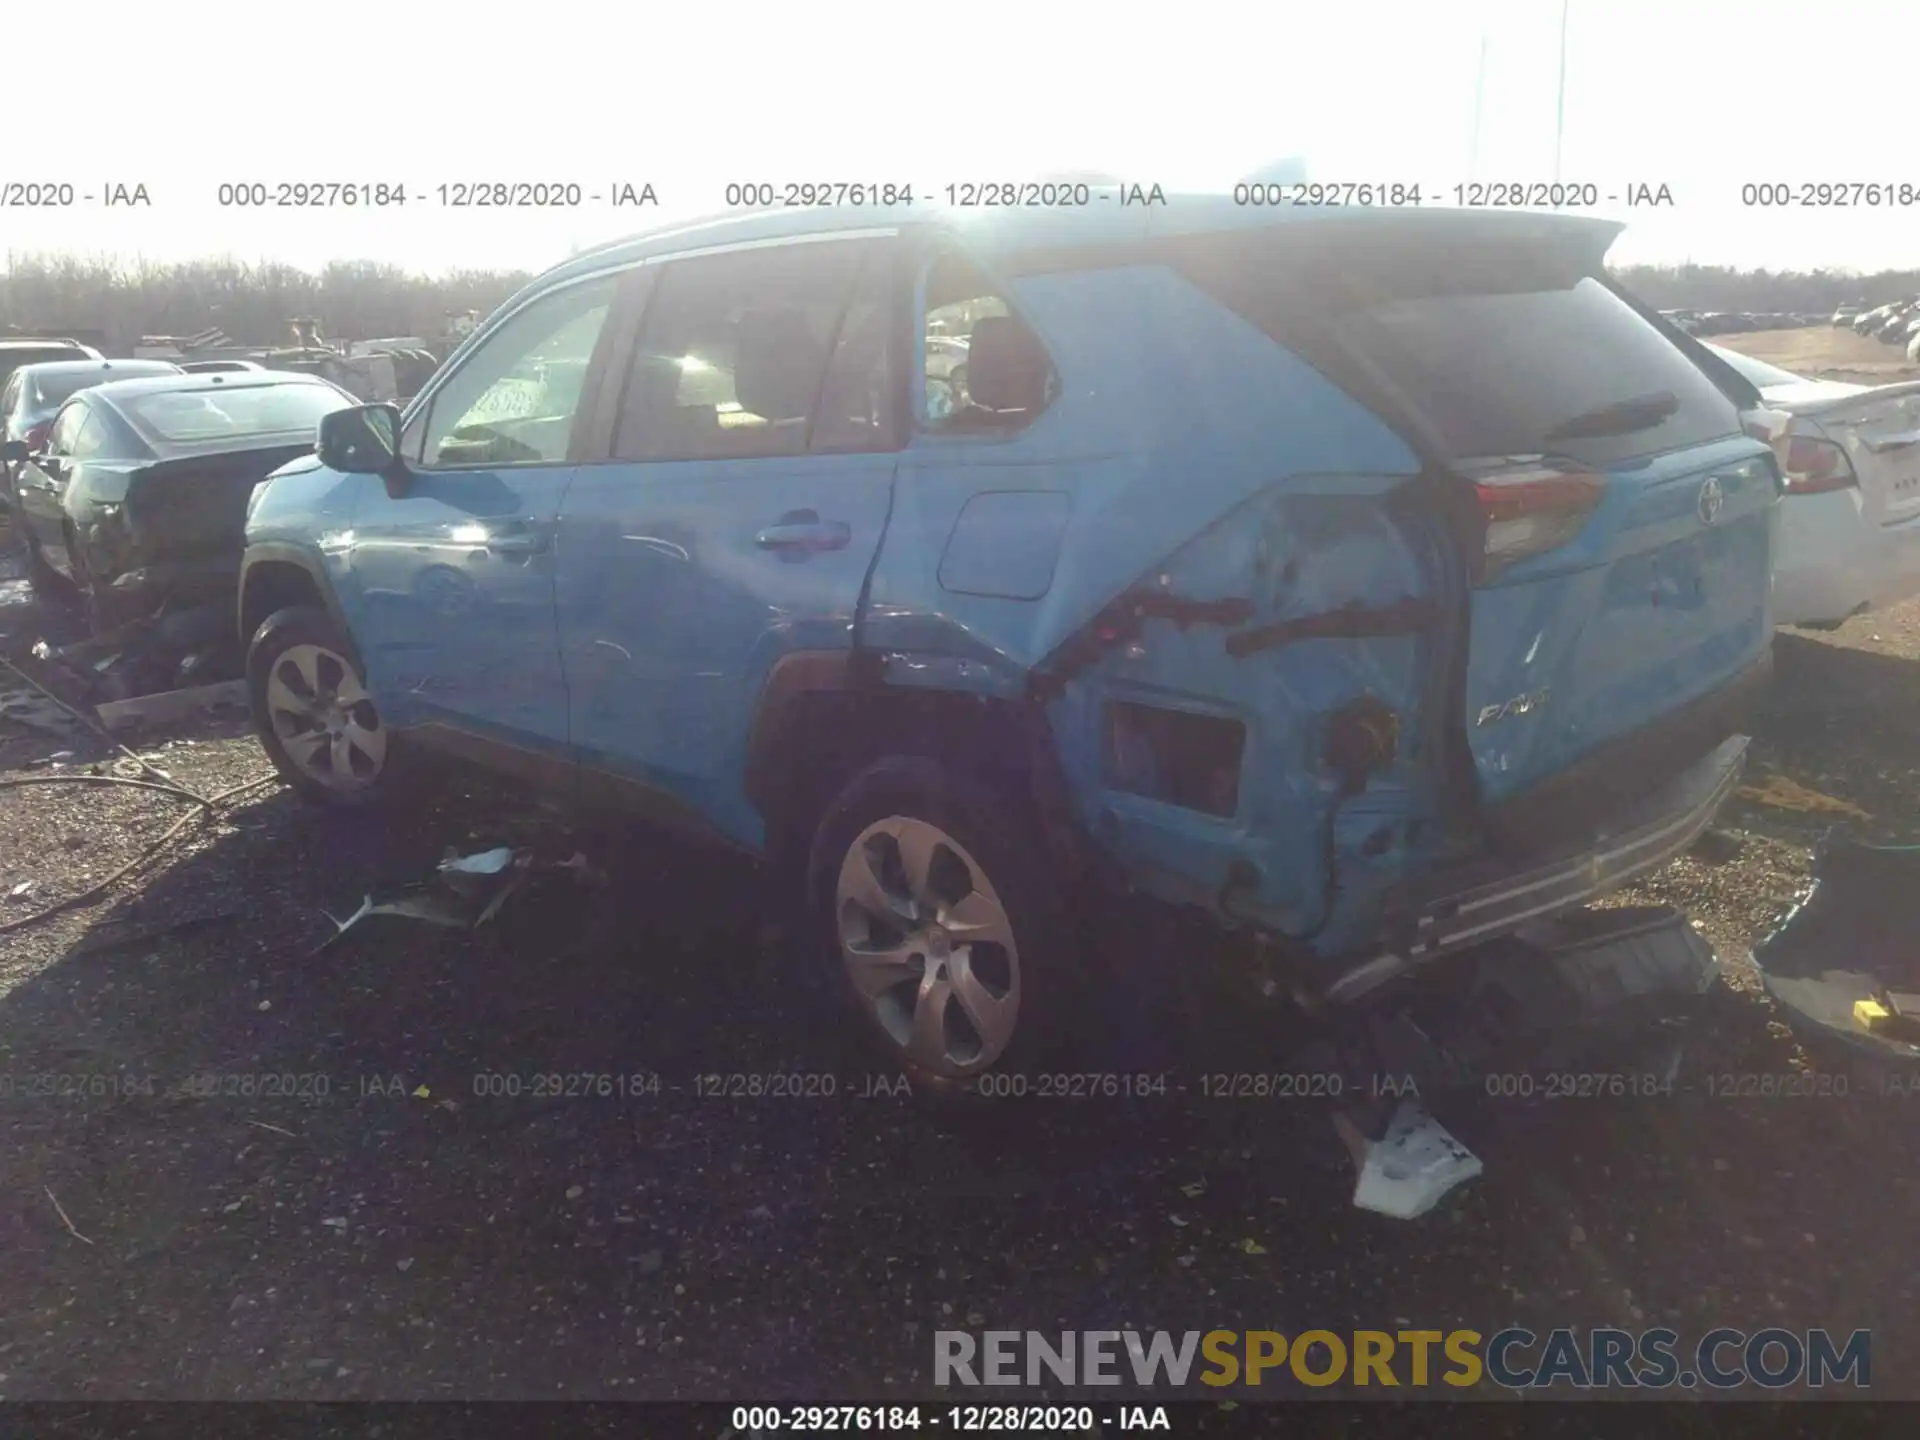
[
  {"xmin": 7, "ymin": 880, "xmax": 33, "ymax": 900},
  {"xmin": 44, "ymin": 1187, "xmax": 94, "ymax": 1246},
  {"xmin": 1753, "ymin": 832, "xmax": 1920, "ymax": 1063},
  {"xmin": 1237, "ymin": 1238, "xmax": 1267, "ymax": 1256},
  {"xmin": 29, "ymin": 602, "xmax": 239, "ymax": 707},
  {"xmin": 1338, "ymin": 1098, "xmax": 1484, "ymax": 1221},
  {"xmin": 247, "ymin": 1121, "xmax": 295, "ymax": 1138},
  {"xmin": 96, "ymin": 680, "xmax": 248, "ymax": 733},
  {"xmin": 0, "ymin": 682, "xmax": 85, "ymax": 737},
  {"xmin": 1738, "ymin": 772, "xmax": 1870, "ymax": 819},
  {"xmin": 314, "ymin": 846, "xmax": 597, "ymax": 953}
]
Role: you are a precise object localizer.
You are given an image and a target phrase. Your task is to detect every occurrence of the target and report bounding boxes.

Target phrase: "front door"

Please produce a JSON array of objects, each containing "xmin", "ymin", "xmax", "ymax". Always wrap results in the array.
[
  {"xmin": 339, "ymin": 273, "xmax": 621, "ymax": 757},
  {"xmin": 555, "ymin": 236, "xmax": 903, "ymax": 847}
]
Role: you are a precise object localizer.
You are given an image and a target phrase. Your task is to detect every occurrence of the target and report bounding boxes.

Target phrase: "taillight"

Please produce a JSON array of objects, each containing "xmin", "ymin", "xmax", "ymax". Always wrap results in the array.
[
  {"xmin": 23, "ymin": 421, "xmax": 51, "ymax": 451},
  {"xmin": 1778, "ymin": 430, "xmax": 1857, "ymax": 496},
  {"xmin": 1464, "ymin": 460, "xmax": 1606, "ymax": 583}
]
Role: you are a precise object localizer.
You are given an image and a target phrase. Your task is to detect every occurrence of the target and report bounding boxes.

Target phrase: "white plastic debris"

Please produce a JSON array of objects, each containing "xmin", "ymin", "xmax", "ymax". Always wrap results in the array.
[
  {"xmin": 438, "ymin": 847, "xmax": 515, "ymax": 876},
  {"xmin": 1345, "ymin": 1098, "xmax": 1483, "ymax": 1220}
]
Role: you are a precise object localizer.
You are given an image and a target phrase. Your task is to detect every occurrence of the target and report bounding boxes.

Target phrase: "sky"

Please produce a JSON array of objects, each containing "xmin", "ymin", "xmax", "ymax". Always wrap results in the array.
[{"xmin": 7, "ymin": 0, "xmax": 1918, "ymax": 277}]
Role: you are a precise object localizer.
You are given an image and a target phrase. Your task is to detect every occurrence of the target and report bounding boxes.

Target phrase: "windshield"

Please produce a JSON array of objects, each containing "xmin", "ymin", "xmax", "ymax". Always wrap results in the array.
[
  {"xmin": 29, "ymin": 364, "xmax": 181, "ymax": 412},
  {"xmin": 1705, "ymin": 344, "xmax": 1806, "ymax": 390},
  {"xmin": 121, "ymin": 382, "xmax": 351, "ymax": 442}
]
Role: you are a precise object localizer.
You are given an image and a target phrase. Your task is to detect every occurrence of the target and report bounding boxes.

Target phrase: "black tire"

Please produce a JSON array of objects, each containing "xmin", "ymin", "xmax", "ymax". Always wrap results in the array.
[
  {"xmin": 12, "ymin": 512, "xmax": 65, "ymax": 594},
  {"xmin": 805, "ymin": 755, "xmax": 1079, "ymax": 1095},
  {"xmin": 247, "ymin": 606, "xmax": 396, "ymax": 809}
]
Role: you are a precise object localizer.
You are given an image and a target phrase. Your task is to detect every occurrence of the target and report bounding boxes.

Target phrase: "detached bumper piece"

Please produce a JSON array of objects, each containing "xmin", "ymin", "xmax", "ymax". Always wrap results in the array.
[
  {"xmin": 1318, "ymin": 735, "xmax": 1747, "ymax": 1007},
  {"xmin": 1310, "ymin": 904, "xmax": 1722, "ymax": 1220},
  {"xmin": 1753, "ymin": 833, "xmax": 1920, "ymax": 1065}
]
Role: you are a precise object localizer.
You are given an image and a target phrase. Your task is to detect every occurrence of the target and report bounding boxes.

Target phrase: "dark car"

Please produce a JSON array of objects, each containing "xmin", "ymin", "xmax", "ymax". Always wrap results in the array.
[
  {"xmin": 2, "ymin": 358, "xmax": 185, "ymax": 501},
  {"xmin": 2, "ymin": 371, "xmax": 353, "ymax": 629},
  {"xmin": 0, "ymin": 337, "xmax": 102, "ymax": 396}
]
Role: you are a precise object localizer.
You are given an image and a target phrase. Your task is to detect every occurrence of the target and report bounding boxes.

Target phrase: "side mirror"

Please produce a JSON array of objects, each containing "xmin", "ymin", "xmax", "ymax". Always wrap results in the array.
[
  {"xmin": 317, "ymin": 404, "xmax": 407, "ymax": 488},
  {"xmin": 0, "ymin": 439, "xmax": 28, "ymax": 465}
]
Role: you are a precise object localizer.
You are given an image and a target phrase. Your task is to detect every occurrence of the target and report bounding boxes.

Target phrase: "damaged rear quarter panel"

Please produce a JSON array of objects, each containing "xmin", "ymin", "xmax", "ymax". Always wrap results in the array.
[{"xmin": 863, "ymin": 262, "xmax": 1456, "ymax": 952}]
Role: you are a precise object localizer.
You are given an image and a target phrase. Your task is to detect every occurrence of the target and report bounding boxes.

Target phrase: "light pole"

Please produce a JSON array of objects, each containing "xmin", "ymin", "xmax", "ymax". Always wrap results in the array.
[
  {"xmin": 1469, "ymin": 34, "xmax": 1488, "ymax": 181},
  {"xmin": 1553, "ymin": 0, "xmax": 1570, "ymax": 186}
]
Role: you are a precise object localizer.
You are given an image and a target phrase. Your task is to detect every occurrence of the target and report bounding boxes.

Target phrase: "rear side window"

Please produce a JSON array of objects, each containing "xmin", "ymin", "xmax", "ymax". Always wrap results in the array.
[
  {"xmin": 1177, "ymin": 235, "xmax": 1742, "ymax": 469},
  {"xmin": 31, "ymin": 364, "xmax": 179, "ymax": 410},
  {"xmin": 122, "ymin": 383, "xmax": 351, "ymax": 442},
  {"xmin": 67, "ymin": 413, "xmax": 115, "ymax": 460},
  {"xmin": 47, "ymin": 402, "xmax": 89, "ymax": 454}
]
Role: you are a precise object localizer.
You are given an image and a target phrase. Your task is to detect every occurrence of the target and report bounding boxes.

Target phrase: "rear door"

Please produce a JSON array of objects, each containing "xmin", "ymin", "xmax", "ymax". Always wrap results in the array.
[{"xmin": 554, "ymin": 235, "xmax": 902, "ymax": 848}]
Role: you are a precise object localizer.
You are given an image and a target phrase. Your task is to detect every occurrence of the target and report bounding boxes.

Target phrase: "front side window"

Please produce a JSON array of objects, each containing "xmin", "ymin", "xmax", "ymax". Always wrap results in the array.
[
  {"xmin": 918, "ymin": 252, "xmax": 1054, "ymax": 434},
  {"xmin": 612, "ymin": 239, "xmax": 882, "ymax": 463},
  {"xmin": 416, "ymin": 276, "xmax": 618, "ymax": 468}
]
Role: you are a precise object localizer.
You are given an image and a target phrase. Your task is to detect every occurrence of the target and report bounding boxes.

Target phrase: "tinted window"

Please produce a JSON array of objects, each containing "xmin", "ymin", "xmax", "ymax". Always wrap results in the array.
[
  {"xmin": 67, "ymin": 413, "xmax": 114, "ymax": 460},
  {"xmin": 1177, "ymin": 238, "xmax": 1742, "ymax": 468},
  {"xmin": 30, "ymin": 364, "xmax": 180, "ymax": 411},
  {"xmin": 418, "ymin": 277, "xmax": 617, "ymax": 468},
  {"xmin": 121, "ymin": 383, "xmax": 351, "ymax": 442},
  {"xmin": 919, "ymin": 252, "xmax": 1052, "ymax": 433},
  {"xmin": 612, "ymin": 240, "xmax": 876, "ymax": 462},
  {"xmin": 46, "ymin": 403, "xmax": 88, "ymax": 454},
  {"xmin": 0, "ymin": 375, "xmax": 19, "ymax": 420},
  {"xmin": 1705, "ymin": 344, "xmax": 1804, "ymax": 390}
]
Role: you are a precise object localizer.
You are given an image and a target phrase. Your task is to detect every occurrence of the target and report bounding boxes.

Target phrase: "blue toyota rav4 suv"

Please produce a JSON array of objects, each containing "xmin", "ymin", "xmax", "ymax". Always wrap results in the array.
[{"xmin": 240, "ymin": 199, "xmax": 1779, "ymax": 1085}]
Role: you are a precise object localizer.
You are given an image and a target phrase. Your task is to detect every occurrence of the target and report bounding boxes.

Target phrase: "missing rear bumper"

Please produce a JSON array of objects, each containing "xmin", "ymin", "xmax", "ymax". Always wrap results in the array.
[{"xmin": 1311, "ymin": 734, "xmax": 1747, "ymax": 1009}]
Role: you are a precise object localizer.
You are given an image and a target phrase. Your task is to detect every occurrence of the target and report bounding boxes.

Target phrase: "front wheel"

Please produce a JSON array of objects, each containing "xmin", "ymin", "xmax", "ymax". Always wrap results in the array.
[
  {"xmin": 807, "ymin": 757, "xmax": 1078, "ymax": 1090},
  {"xmin": 247, "ymin": 606, "xmax": 394, "ymax": 807}
]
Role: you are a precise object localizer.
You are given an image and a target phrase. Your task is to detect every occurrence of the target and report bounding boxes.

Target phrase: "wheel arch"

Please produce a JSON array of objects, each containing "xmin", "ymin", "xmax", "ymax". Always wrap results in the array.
[
  {"xmin": 239, "ymin": 544, "xmax": 358, "ymax": 663},
  {"xmin": 744, "ymin": 650, "xmax": 1096, "ymax": 891}
]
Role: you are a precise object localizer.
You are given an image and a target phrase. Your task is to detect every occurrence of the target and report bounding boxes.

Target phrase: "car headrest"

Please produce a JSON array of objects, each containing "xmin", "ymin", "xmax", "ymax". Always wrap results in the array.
[
  {"xmin": 965, "ymin": 315, "xmax": 1051, "ymax": 413},
  {"xmin": 732, "ymin": 309, "xmax": 827, "ymax": 421}
]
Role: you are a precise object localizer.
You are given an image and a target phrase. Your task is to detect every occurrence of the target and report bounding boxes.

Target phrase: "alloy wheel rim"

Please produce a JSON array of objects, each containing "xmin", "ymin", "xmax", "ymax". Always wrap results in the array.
[
  {"xmin": 835, "ymin": 816, "xmax": 1020, "ymax": 1078},
  {"xmin": 264, "ymin": 642, "xmax": 386, "ymax": 790}
]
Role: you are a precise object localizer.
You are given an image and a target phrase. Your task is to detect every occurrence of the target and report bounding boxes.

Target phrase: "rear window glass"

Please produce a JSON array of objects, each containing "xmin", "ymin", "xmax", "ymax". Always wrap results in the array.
[
  {"xmin": 30, "ymin": 364, "xmax": 179, "ymax": 410},
  {"xmin": 1705, "ymin": 344, "xmax": 1804, "ymax": 390},
  {"xmin": 121, "ymin": 383, "xmax": 350, "ymax": 442},
  {"xmin": 1177, "ymin": 238, "xmax": 1742, "ymax": 468}
]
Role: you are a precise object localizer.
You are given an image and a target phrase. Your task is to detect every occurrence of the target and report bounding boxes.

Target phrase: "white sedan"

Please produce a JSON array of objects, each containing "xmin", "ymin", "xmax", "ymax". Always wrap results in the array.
[{"xmin": 1709, "ymin": 343, "xmax": 1920, "ymax": 628}]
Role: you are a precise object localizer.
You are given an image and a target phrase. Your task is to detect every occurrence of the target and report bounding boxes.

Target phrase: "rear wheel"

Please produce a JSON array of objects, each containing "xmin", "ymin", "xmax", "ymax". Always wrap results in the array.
[
  {"xmin": 807, "ymin": 757, "xmax": 1077, "ymax": 1092},
  {"xmin": 247, "ymin": 607, "xmax": 393, "ymax": 808}
]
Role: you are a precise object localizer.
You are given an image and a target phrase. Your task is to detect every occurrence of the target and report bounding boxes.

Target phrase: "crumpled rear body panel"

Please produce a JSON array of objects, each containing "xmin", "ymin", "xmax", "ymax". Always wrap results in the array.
[{"xmin": 862, "ymin": 262, "xmax": 1456, "ymax": 956}]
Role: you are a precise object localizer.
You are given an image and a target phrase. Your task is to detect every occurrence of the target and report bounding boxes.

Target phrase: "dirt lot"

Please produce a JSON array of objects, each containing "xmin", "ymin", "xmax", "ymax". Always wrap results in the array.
[
  {"xmin": 3, "ymin": 496, "xmax": 1919, "ymax": 1404},
  {"xmin": 1710, "ymin": 324, "xmax": 1920, "ymax": 388}
]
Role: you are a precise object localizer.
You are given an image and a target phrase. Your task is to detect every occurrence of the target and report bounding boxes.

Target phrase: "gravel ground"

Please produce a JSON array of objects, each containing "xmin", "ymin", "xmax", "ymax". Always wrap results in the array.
[{"xmin": 2, "ymin": 539, "xmax": 1918, "ymax": 1405}]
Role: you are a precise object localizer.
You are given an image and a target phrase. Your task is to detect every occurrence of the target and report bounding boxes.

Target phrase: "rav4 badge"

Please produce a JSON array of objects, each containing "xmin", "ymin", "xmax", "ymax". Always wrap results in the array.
[{"xmin": 1476, "ymin": 687, "xmax": 1550, "ymax": 727}]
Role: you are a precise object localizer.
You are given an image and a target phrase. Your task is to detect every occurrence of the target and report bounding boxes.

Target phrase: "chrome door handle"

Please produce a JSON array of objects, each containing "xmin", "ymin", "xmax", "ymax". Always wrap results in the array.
[{"xmin": 756, "ymin": 509, "xmax": 850, "ymax": 556}]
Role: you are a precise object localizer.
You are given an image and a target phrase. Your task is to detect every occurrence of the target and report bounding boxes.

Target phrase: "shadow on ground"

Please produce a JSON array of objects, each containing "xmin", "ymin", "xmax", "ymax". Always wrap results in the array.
[{"xmin": 0, "ymin": 618, "xmax": 1916, "ymax": 1400}]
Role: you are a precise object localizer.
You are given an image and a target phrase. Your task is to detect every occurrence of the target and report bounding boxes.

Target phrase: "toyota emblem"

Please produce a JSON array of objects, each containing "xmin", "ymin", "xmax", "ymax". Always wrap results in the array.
[{"xmin": 1697, "ymin": 476, "xmax": 1724, "ymax": 525}]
